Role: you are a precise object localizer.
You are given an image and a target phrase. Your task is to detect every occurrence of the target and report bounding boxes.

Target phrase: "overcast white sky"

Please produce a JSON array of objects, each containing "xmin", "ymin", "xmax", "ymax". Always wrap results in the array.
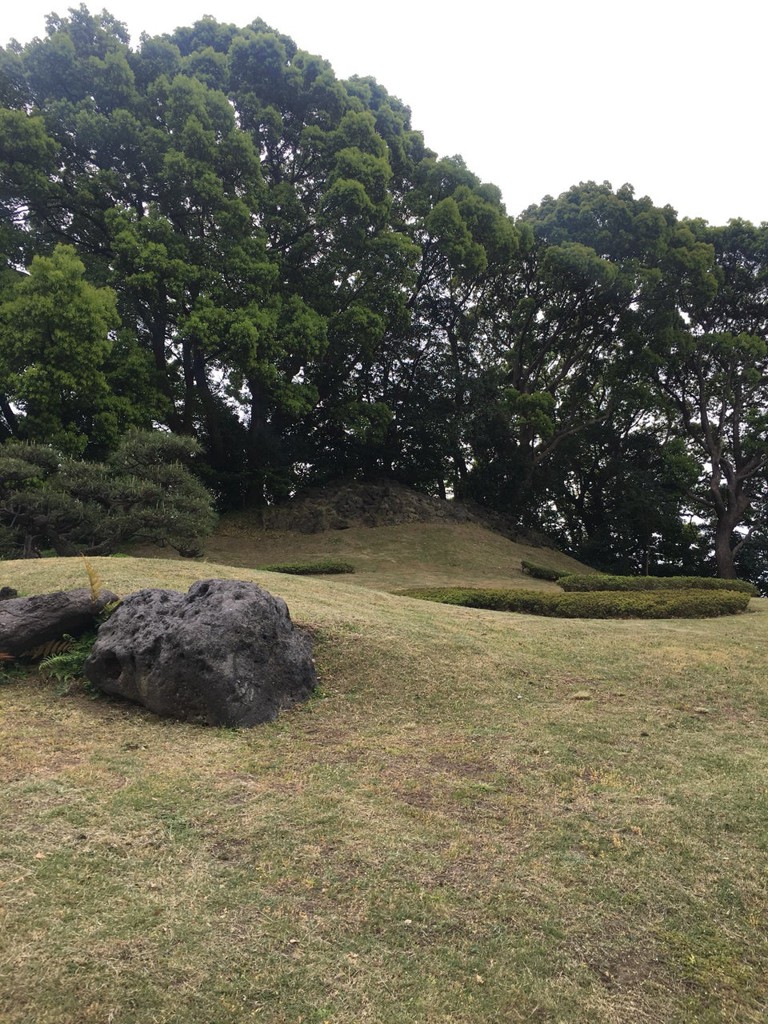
[{"xmin": 4, "ymin": 0, "xmax": 766, "ymax": 226}]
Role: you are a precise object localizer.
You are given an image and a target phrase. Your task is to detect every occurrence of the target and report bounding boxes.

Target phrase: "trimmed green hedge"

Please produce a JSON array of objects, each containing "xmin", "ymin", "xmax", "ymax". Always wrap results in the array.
[
  {"xmin": 558, "ymin": 574, "xmax": 758, "ymax": 596},
  {"xmin": 520, "ymin": 560, "xmax": 570, "ymax": 581},
  {"xmin": 398, "ymin": 587, "xmax": 751, "ymax": 619},
  {"xmin": 258, "ymin": 559, "xmax": 355, "ymax": 576}
]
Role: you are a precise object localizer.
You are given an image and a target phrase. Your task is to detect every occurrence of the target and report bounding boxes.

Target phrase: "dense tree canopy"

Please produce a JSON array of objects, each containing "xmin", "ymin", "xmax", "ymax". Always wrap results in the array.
[{"xmin": 1, "ymin": 7, "xmax": 766, "ymax": 583}]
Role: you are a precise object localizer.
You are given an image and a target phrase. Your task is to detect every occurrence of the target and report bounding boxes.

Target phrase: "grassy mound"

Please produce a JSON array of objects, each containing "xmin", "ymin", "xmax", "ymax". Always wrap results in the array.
[
  {"xmin": 559, "ymin": 573, "xmax": 758, "ymax": 595},
  {"xmin": 170, "ymin": 518, "xmax": 591, "ymax": 593},
  {"xmin": 399, "ymin": 586, "xmax": 752, "ymax": 618},
  {"xmin": 2, "ymin": 555, "xmax": 767, "ymax": 1023},
  {"xmin": 258, "ymin": 558, "xmax": 354, "ymax": 575}
]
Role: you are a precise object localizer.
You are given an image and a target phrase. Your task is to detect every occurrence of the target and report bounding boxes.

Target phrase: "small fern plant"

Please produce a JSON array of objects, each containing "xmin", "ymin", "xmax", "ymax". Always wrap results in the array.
[
  {"xmin": 39, "ymin": 596, "xmax": 120, "ymax": 695},
  {"xmin": 39, "ymin": 632, "xmax": 98, "ymax": 694}
]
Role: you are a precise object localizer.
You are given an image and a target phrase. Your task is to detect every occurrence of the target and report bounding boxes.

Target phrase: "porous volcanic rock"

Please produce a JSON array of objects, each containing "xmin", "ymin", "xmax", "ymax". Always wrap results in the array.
[
  {"xmin": 84, "ymin": 579, "xmax": 317, "ymax": 727},
  {"xmin": 0, "ymin": 587, "xmax": 119, "ymax": 657}
]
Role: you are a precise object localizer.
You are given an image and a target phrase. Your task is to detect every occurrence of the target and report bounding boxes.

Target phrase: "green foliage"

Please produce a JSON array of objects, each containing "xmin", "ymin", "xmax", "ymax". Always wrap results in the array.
[
  {"xmin": 535, "ymin": 422, "xmax": 705, "ymax": 577},
  {"xmin": 259, "ymin": 559, "xmax": 354, "ymax": 576},
  {"xmin": 520, "ymin": 560, "xmax": 570, "ymax": 581},
  {"xmin": 399, "ymin": 586, "xmax": 751, "ymax": 618},
  {"xmin": 2, "ymin": 9, "xmax": 768, "ymax": 583},
  {"xmin": 558, "ymin": 574, "xmax": 759, "ymax": 596},
  {"xmin": 0, "ymin": 245, "xmax": 122, "ymax": 455},
  {"xmin": 655, "ymin": 324, "xmax": 768, "ymax": 579},
  {"xmin": 38, "ymin": 631, "xmax": 98, "ymax": 693},
  {"xmin": 36, "ymin": 583, "xmax": 119, "ymax": 690},
  {"xmin": 0, "ymin": 430, "xmax": 216, "ymax": 558},
  {"xmin": 0, "ymin": 654, "xmax": 28, "ymax": 682}
]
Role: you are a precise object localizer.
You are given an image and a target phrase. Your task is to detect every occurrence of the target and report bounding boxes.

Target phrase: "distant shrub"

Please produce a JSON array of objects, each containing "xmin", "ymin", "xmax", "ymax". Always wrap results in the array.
[
  {"xmin": 558, "ymin": 574, "xmax": 758, "ymax": 596},
  {"xmin": 520, "ymin": 560, "xmax": 570, "ymax": 581},
  {"xmin": 259, "ymin": 559, "xmax": 354, "ymax": 576},
  {"xmin": 398, "ymin": 587, "xmax": 751, "ymax": 619}
]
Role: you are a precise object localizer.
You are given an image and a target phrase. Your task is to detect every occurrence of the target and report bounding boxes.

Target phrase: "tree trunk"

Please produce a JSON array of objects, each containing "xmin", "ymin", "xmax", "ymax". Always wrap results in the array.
[
  {"xmin": 192, "ymin": 346, "xmax": 227, "ymax": 468},
  {"xmin": 711, "ymin": 474, "xmax": 751, "ymax": 579},
  {"xmin": 22, "ymin": 533, "xmax": 41, "ymax": 559},
  {"xmin": 713, "ymin": 491, "xmax": 750, "ymax": 579},
  {"xmin": 714, "ymin": 517, "xmax": 738, "ymax": 579},
  {"xmin": 181, "ymin": 341, "xmax": 196, "ymax": 435},
  {"xmin": 245, "ymin": 379, "xmax": 271, "ymax": 505},
  {"xmin": 149, "ymin": 315, "xmax": 184, "ymax": 433},
  {"xmin": 0, "ymin": 394, "xmax": 19, "ymax": 438}
]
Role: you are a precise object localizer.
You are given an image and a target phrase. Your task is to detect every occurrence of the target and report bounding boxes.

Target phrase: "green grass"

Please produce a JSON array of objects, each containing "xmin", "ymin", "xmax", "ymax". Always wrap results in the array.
[
  {"xmin": 132, "ymin": 517, "xmax": 590, "ymax": 592},
  {"xmin": 1, "ymin": 552, "xmax": 767, "ymax": 1023}
]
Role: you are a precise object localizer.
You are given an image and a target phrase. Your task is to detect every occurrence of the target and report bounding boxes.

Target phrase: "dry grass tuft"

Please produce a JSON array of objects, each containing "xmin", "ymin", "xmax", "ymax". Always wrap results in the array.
[{"xmin": 81, "ymin": 556, "xmax": 104, "ymax": 601}]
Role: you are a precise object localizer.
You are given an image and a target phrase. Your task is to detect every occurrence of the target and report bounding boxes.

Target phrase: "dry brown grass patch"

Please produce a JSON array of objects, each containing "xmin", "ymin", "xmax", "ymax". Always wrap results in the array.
[{"xmin": 1, "ymin": 559, "xmax": 767, "ymax": 1023}]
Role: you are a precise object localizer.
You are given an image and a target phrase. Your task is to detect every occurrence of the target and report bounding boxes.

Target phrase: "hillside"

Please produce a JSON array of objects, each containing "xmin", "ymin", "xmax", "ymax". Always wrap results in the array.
[
  {"xmin": 133, "ymin": 481, "xmax": 591, "ymax": 592},
  {"xmin": 2, "ymin": 549, "xmax": 767, "ymax": 1023},
  {"xmin": 206, "ymin": 521, "xmax": 587, "ymax": 592}
]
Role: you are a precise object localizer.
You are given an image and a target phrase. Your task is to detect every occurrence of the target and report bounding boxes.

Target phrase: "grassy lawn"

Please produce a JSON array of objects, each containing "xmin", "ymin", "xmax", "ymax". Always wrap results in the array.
[
  {"xmin": 1, "ymin": 548, "xmax": 767, "ymax": 1023},
  {"xmin": 134, "ymin": 518, "xmax": 588, "ymax": 592}
]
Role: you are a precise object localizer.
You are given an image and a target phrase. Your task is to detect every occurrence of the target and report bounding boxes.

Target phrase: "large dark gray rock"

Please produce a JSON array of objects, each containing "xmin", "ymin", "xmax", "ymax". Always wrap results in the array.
[
  {"xmin": 0, "ymin": 587, "xmax": 119, "ymax": 657},
  {"xmin": 84, "ymin": 579, "xmax": 317, "ymax": 727}
]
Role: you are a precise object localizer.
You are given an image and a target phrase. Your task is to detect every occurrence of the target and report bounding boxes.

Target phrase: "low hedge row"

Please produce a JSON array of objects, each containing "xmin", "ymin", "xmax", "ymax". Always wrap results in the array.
[
  {"xmin": 399, "ymin": 587, "xmax": 751, "ymax": 619},
  {"xmin": 258, "ymin": 559, "xmax": 355, "ymax": 576},
  {"xmin": 558, "ymin": 574, "xmax": 758, "ymax": 596},
  {"xmin": 520, "ymin": 560, "xmax": 570, "ymax": 581}
]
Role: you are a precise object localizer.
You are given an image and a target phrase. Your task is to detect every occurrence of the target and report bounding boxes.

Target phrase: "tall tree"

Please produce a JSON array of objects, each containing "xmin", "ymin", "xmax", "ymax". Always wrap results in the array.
[
  {"xmin": 506, "ymin": 182, "xmax": 721, "ymax": 553},
  {"xmin": 463, "ymin": 224, "xmax": 632, "ymax": 519},
  {"xmin": 539, "ymin": 415, "xmax": 703, "ymax": 574},
  {"xmin": 0, "ymin": 244, "xmax": 126, "ymax": 455},
  {"xmin": 642, "ymin": 219, "xmax": 768, "ymax": 578},
  {"xmin": 3, "ymin": 8, "xmax": 765, "ymax": 586}
]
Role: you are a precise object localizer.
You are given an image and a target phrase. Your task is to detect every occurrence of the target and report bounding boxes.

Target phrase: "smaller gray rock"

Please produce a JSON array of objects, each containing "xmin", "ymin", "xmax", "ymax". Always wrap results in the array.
[
  {"xmin": 0, "ymin": 588, "xmax": 118, "ymax": 657},
  {"xmin": 85, "ymin": 579, "xmax": 317, "ymax": 727}
]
